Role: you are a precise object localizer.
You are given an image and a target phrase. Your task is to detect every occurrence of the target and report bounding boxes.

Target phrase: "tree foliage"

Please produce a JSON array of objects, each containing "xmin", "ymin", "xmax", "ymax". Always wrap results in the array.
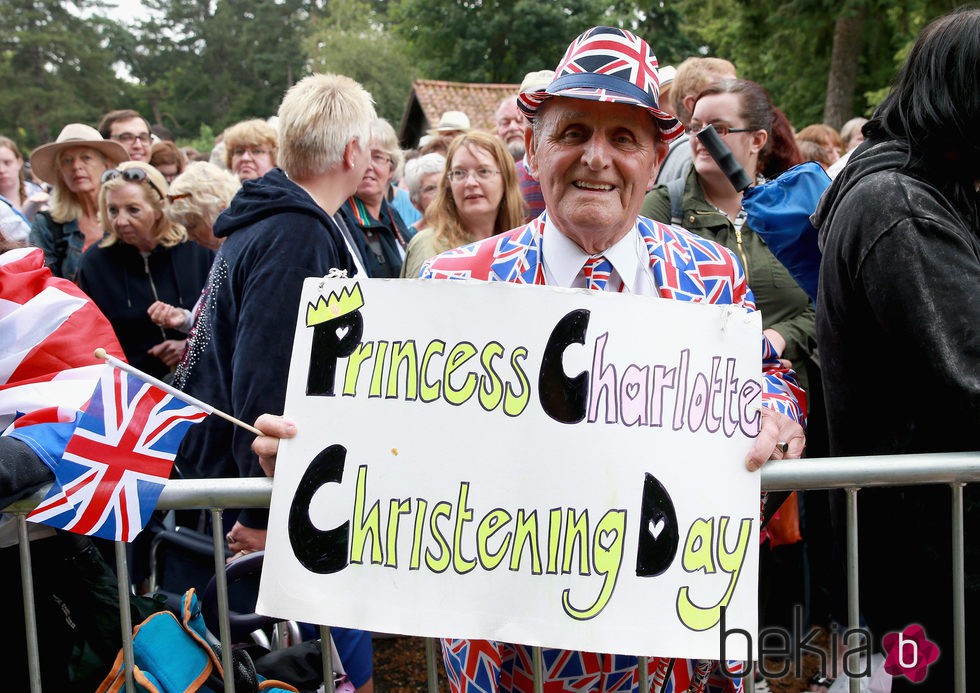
[
  {"xmin": 133, "ymin": 0, "xmax": 310, "ymax": 140},
  {"xmin": 389, "ymin": 0, "xmax": 606, "ymax": 84},
  {"xmin": 0, "ymin": 0, "xmax": 965, "ymax": 154},
  {"xmin": 0, "ymin": 0, "xmax": 130, "ymax": 149},
  {"xmin": 672, "ymin": 0, "xmax": 958, "ymax": 129},
  {"xmin": 305, "ymin": 0, "xmax": 417, "ymax": 125}
]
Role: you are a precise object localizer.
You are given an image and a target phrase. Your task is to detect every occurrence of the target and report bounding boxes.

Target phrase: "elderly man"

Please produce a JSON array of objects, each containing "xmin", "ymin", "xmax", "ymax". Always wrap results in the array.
[
  {"xmin": 419, "ymin": 26, "xmax": 805, "ymax": 692},
  {"xmin": 495, "ymin": 95, "xmax": 527, "ymax": 160}
]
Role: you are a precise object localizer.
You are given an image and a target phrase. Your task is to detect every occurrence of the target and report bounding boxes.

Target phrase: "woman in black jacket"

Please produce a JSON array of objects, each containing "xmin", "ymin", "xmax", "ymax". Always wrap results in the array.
[{"xmin": 77, "ymin": 161, "xmax": 214, "ymax": 381}]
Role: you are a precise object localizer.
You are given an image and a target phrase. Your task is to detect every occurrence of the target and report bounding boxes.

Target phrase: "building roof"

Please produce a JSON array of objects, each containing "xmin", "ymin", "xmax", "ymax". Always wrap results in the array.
[{"xmin": 398, "ymin": 79, "xmax": 521, "ymax": 149}]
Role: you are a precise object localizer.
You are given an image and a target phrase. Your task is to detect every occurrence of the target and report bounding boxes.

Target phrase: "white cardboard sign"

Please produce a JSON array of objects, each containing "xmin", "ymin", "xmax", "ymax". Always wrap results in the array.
[{"xmin": 257, "ymin": 277, "xmax": 762, "ymax": 661}]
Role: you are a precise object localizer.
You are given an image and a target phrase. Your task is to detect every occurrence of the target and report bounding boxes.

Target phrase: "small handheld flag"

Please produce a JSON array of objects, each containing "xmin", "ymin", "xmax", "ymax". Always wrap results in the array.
[{"xmin": 25, "ymin": 364, "xmax": 209, "ymax": 542}]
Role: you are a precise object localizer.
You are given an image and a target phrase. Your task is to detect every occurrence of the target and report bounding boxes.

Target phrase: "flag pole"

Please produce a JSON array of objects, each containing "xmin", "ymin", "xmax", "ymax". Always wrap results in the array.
[{"xmin": 94, "ymin": 348, "xmax": 263, "ymax": 436}]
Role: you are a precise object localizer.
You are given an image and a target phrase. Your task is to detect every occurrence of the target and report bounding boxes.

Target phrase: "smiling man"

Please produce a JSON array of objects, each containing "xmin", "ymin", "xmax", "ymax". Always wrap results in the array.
[
  {"xmin": 419, "ymin": 26, "xmax": 807, "ymax": 692},
  {"xmin": 98, "ymin": 109, "xmax": 153, "ymax": 163}
]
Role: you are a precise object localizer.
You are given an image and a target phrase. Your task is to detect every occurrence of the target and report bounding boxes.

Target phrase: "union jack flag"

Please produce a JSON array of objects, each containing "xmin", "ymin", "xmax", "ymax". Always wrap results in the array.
[{"xmin": 25, "ymin": 366, "xmax": 208, "ymax": 542}]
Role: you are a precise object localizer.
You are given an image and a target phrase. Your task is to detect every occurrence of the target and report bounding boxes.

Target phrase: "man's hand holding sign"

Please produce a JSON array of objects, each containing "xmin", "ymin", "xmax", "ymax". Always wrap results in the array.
[{"xmin": 256, "ymin": 25, "xmax": 805, "ymax": 693}]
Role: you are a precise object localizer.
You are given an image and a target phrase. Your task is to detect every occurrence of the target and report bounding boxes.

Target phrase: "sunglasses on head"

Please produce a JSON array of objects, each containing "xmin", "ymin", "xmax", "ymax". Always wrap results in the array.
[{"xmin": 101, "ymin": 168, "xmax": 165, "ymax": 200}]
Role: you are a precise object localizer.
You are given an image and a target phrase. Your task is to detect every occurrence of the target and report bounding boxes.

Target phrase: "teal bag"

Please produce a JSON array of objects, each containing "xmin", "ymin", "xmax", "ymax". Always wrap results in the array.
[{"xmin": 96, "ymin": 589, "xmax": 298, "ymax": 693}]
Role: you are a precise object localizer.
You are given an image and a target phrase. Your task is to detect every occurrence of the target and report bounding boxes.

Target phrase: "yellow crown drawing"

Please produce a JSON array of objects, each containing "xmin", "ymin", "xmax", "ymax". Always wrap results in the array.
[{"xmin": 306, "ymin": 284, "xmax": 364, "ymax": 326}]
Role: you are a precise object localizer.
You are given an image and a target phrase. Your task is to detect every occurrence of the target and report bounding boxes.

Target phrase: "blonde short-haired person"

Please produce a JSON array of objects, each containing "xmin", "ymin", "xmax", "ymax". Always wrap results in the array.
[
  {"xmin": 401, "ymin": 131, "xmax": 525, "ymax": 279},
  {"xmin": 796, "ymin": 123, "xmax": 842, "ymax": 169},
  {"xmin": 28, "ymin": 123, "xmax": 128, "ymax": 281},
  {"xmin": 223, "ymin": 118, "xmax": 278, "ymax": 181},
  {"xmin": 172, "ymin": 73, "xmax": 378, "ymax": 693},
  {"xmin": 75, "ymin": 161, "xmax": 214, "ymax": 379},
  {"xmin": 655, "ymin": 56, "xmax": 737, "ymax": 185}
]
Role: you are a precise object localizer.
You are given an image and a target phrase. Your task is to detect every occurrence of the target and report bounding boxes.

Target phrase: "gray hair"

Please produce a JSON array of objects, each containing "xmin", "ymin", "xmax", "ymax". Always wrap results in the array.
[
  {"xmin": 404, "ymin": 153, "xmax": 447, "ymax": 204},
  {"xmin": 368, "ymin": 118, "xmax": 405, "ymax": 181}
]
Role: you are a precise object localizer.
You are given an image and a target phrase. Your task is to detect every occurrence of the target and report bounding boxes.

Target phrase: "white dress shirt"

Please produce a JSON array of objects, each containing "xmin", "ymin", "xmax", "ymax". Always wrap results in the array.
[{"xmin": 539, "ymin": 216, "xmax": 659, "ymax": 296}]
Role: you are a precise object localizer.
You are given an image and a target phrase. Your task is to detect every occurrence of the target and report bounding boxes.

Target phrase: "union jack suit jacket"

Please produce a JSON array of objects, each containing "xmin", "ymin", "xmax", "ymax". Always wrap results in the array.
[
  {"xmin": 420, "ymin": 214, "xmax": 805, "ymax": 693},
  {"xmin": 421, "ymin": 213, "xmax": 805, "ymax": 423}
]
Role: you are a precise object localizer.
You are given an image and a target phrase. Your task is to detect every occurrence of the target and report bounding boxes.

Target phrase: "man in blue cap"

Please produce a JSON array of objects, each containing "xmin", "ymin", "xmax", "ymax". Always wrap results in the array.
[{"xmin": 418, "ymin": 25, "xmax": 807, "ymax": 693}]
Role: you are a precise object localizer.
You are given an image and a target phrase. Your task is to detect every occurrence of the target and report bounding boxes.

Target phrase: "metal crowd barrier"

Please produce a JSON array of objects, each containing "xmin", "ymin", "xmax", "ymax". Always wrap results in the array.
[{"xmin": 6, "ymin": 451, "xmax": 979, "ymax": 693}]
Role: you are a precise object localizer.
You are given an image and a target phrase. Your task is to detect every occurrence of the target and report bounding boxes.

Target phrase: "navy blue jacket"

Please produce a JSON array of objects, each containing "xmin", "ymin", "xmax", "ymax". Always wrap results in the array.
[
  {"xmin": 174, "ymin": 169, "xmax": 357, "ymax": 529},
  {"xmin": 77, "ymin": 239, "xmax": 213, "ymax": 380}
]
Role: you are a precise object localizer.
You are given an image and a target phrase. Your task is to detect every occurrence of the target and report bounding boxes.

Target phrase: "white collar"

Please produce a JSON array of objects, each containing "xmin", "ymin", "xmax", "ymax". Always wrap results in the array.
[{"xmin": 540, "ymin": 216, "xmax": 654, "ymax": 294}]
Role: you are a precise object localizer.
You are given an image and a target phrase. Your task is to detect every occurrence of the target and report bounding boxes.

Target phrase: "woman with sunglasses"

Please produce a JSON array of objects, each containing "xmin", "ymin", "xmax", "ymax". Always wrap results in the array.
[
  {"xmin": 75, "ymin": 161, "xmax": 214, "ymax": 381},
  {"xmin": 28, "ymin": 123, "xmax": 128, "ymax": 282},
  {"xmin": 400, "ymin": 130, "xmax": 525, "ymax": 279}
]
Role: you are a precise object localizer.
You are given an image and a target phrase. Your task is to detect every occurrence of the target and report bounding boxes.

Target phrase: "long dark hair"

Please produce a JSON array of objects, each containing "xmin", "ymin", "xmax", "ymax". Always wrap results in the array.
[
  {"xmin": 865, "ymin": 6, "xmax": 980, "ymax": 212},
  {"xmin": 696, "ymin": 79, "xmax": 802, "ymax": 178}
]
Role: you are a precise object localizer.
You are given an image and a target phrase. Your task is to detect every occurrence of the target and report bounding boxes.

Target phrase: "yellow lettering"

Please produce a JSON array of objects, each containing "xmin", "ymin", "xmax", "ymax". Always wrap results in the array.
[
  {"xmin": 562, "ymin": 510, "xmax": 625, "ymax": 619},
  {"xmin": 503, "ymin": 347, "xmax": 530, "ymax": 416},
  {"xmin": 425, "ymin": 501, "xmax": 452, "ymax": 572},
  {"xmin": 676, "ymin": 517, "xmax": 753, "ymax": 631},
  {"xmin": 478, "ymin": 342, "xmax": 505, "ymax": 411},
  {"xmin": 420, "ymin": 341, "xmax": 445, "ymax": 402},
  {"xmin": 476, "ymin": 509, "xmax": 512, "ymax": 570},
  {"xmin": 387, "ymin": 341, "xmax": 419, "ymax": 400},
  {"xmin": 350, "ymin": 465, "xmax": 383, "ymax": 565},
  {"xmin": 452, "ymin": 483, "xmax": 476, "ymax": 574},
  {"xmin": 342, "ymin": 343, "xmax": 374, "ymax": 396}
]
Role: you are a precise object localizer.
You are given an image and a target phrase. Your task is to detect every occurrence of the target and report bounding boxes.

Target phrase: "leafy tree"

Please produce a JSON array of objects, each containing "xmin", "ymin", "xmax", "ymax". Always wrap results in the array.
[
  {"xmin": 305, "ymin": 0, "xmax": 418, "ymax": 124},
  {"xmin": 673, "ymin": 0, "xmax": 958, "ymax": 130},
  {"xmin": 388, "ymin": 0, "xmax": 607, "ymax": 84},
  {"xmin": 0, "ymin": 0, "xmax": 130, "ymax": 149},
  {"xmin": 130, "ymin": 0, "xmax": 311, "ymax": 139},
  {"xmin": 611, "ymin": 0, "xmax": 703, "ymax": 68}
]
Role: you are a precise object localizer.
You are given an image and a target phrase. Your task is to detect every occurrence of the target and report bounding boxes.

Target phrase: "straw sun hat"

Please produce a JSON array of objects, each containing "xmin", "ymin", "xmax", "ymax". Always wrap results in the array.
[{"xmin": 29, "ymin": 123, "xmax": 128, "ymax": 186}]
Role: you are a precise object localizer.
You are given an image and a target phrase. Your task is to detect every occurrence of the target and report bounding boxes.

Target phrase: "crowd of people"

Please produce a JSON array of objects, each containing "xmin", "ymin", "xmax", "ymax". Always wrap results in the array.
[{"xmin": 1, "ymin": 6, "xmax": 977, "ymax": 693}]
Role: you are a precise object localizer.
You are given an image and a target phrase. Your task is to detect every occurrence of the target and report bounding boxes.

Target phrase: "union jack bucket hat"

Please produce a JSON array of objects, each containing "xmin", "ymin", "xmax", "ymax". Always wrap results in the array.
[{"xmin": 518, "ymin": 26, "xmax": 683, "ymax": 142}]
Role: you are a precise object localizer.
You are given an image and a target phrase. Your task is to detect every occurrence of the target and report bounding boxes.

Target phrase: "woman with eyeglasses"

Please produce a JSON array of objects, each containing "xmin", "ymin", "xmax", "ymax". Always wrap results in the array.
[
  {"xmin": 339, "ymin": 118, "xmax": 414, "ymax": 278},
  {"xmin": 642, "ymin": 79, "xmax": 818, "ymax": 650},
  {"xmin": 400, "ymin": 131, "xmax": 526, "ymax": 279},
  {"xmin": 223, "ymin": 118, "xmax": 278, "ymax": 182},
  {"xmin": 642, "ymin": 79, "xmax": 814, "ymax": 383},
  {"xmin": 75, "ymin": 161, "xmax": 214, "ymax": 380},
  {"xmin": 27, "ymin": 123, "xmax": 128, "ymax": 282}
]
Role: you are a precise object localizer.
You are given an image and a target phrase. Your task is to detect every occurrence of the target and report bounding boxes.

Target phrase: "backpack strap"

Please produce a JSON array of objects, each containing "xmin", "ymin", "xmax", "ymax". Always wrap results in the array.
[{"xmin": 666, "ymin": 176, "xmax": 686, "ymax": 226}]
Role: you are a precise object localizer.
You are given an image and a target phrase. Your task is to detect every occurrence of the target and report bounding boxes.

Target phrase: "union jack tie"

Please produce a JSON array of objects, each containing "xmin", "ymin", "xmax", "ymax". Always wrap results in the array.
[{"xmin": 582, "ymin": 255, "xmax": 613, "ymax": 291}]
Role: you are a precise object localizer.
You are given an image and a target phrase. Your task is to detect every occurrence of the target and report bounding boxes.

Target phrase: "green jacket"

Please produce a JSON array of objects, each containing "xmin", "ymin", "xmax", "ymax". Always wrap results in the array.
[{"xmin": 641, "ymin": 167, "xmax": 817, "ymax": 389}]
